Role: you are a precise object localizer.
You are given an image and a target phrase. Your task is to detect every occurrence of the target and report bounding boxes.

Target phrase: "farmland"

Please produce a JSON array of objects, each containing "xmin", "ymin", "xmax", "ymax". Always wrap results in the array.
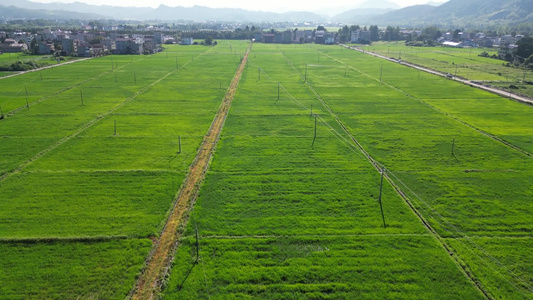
[
  {"xmin": 0, "ymin": 41, "xmax": 531, "ymax": 299},
  {"xmin": 0, "ymin": 52, "xmax": 82, "ymax": 76},
  {"xmin": 0, "ymin": 42, "xmax": 247, "ymax": 298},
  {"xmin": 362, "ymin": 42, "xmax": 533, "ymax": 98},
  {"xmin": 161, "ymin": 44, "xmax": 531, "ymax": 299}
]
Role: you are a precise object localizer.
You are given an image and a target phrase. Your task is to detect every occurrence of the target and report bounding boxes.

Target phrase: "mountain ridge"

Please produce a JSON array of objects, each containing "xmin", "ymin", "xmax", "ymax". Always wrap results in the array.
[{"xmin": 0, "ymin": 0, "xmax": 531, "ymax": 27}]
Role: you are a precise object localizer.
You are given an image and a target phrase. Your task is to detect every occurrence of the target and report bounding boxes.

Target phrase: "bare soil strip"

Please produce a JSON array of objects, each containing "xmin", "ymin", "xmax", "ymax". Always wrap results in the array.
[{"xmin": 131, "ymin": 44, "xmax": 251, "ymax": 300}]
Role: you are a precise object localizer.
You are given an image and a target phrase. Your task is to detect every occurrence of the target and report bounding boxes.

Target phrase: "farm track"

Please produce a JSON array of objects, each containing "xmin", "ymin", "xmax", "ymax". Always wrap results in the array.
[
  {"xmin": 324, "ymin": 52, "xmax": 531, "ymax": 157},
  {"xmin": 130, "ymin": 43, "xmax": 252, "ymax": 300},
  {"xmin": 0, "ymin": 57, "xmax": 93, "ymax": 80},
  {"xmin": 3, "ymin": 57, "xmax": 143, "ymax": 119},
  {"xmin": 279, "ymin": 50, "xmax": 492, "ymax": 299},
  {"xmin": 0, "ymin": 55, "xmax": 194, "ymax": 184},
  {"xmin": 342, "ymin": 44, "xmax": 533, "ymax": 106}
]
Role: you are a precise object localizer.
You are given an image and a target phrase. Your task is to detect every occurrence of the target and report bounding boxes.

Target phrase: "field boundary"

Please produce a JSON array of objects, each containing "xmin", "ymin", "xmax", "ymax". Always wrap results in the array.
[
  {"xmin": 342, "ymin": 44, "xmax": 533, "ymax": 106},
  {"xmin": 279, "ymin": 51, "xmax": 491, "ymax": 299},
  {"xmin": 323, "ymin": 52, "xmax": 531, "ymax": 157},
  {"xmin": 130, "ymin": 43, "xmax": 252, "ymax": 300},
  {"xmin": 2, "ymin": 57, "xmax": 142, "ymax": 119},
  {"xmin": 0, "ymin": 57, "xmax": 94, "ymax": 80},
  {"xmin": 0, "ymin": 59, "xmax": 184, "ymax": 183}
]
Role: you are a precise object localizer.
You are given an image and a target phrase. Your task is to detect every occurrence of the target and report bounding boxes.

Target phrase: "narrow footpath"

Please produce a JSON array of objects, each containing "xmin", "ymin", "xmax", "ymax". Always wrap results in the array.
[
  {"xmin": 131, "ymin": 43, "xmax": 251, "ymax": 300},
  {"xmin": 0, "ymin": 57, "xmax": 93, "ymax": 80},
  {"xmin": 341, "ymin": 44, "xmax": 533, "ymax": 106}
]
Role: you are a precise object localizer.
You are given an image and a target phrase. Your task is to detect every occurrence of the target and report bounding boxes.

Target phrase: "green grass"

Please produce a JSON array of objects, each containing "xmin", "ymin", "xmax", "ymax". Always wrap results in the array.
[
  {"xmin": 0, "ymin": 42, "xmax": 250, "ymax": 297},
  {"xmin": 281, "ymin": 43, "xmax": 532, "ymax": 299},
  {"xmin": 362, "ymin": 42, "xmax": 533, "ymax": 97},
  {"xmin": 164, "ymin": 236, "xmax": 483, "ymax": 299},
  {"xmin": 447, "ymin": 237, "xmax": 532, "ymax": 300},
  {"xmin": 0, "ymin": 239, "xmax": 152, "ymax": 299},
  {"xmin": 162, "ymin": 43, "xmax": 484, "ymax": 299},
  {"xmin": 1, "ymin": 41, "xmax": 530, "ymax": 299}
]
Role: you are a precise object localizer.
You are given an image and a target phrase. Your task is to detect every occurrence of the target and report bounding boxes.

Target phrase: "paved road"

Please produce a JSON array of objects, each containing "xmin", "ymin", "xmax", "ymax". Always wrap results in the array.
[{"xmin": 341, "ymin": 44, "xmax": 533, "ymax": 106}]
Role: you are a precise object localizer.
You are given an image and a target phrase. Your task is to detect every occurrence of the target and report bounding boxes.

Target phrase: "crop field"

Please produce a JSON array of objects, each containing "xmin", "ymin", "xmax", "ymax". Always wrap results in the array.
[
  {"xmin": 160, "ymin": 43, "xmax": 531, "ymax": 299},
  {"xmin": 363, "ymin": 42, "xmax": 533, "ymax": 98},
  {"xmin": 0, "ymin": 41, "xmax": 247, "ymax": 298},
  {"xmin": 1, "ymin": 41, "xmax": 531, "ymax": 299},
  {"xmin": 0, "ymin": 53, "xmax": 82, "ymax": 76}
]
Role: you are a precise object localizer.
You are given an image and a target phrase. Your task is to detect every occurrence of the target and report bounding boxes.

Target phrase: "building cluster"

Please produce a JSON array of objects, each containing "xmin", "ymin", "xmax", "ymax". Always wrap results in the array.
[
  {"xmin": 438, "ymin": 32, "xmax": 525, "ymax": 49},
  {"xmin": 254, "ymin": 29, "xmax": 335, "ymax": 44},
  {"xmin": 0, "ymin": 29, "xmax": 176, "ymax": 56}
]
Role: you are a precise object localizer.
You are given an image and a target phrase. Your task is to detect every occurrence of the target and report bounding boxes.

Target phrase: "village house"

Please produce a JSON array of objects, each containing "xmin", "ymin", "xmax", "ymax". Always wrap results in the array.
[
  {"xmin": 115, "ymin": 38, "xmax": 144, "ymax": 54},
  {"xmin": 181, "ymin": 37, "xmax": 194, "ymax": 45},
  {"xmin": 38, "ymin": 42, "xmax": 55, "ymax": 54},
  {"xmin": 61, "ymin": 39, "xmax": 76, "ymax": 55},
  {"xmin": 0, "ymin": 39, "xmax": 28, "ymax": 53}
]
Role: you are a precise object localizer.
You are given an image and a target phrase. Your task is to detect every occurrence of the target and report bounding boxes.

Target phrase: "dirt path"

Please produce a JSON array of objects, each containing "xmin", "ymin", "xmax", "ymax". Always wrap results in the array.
[
  {"xmin": 342, "ymin": 45, "xmax": 533, "ymax": 106},
  {"xmin": 131, "ymin": 44, "xmax": 251, "ymax": 300},
  {"xmin": 0, "ymin": 57, "xmax": 93, "ymax": 80}
]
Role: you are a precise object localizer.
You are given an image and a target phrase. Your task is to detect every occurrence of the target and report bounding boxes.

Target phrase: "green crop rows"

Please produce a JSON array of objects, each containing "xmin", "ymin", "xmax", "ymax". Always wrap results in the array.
[
  {"xmin": 1, "ymin": 41, "xmax": 531, "ymax": 299},
  {"xmin": 0, "ymin": 41, "xmax": 247, "ymax": 298},
  {"xmin": 161, "ymin": 43, "xmax": 531, "ymax": 299},
  {"xmin": 365, "ymin": 42, "xmax": 533, "ymax": 98}
]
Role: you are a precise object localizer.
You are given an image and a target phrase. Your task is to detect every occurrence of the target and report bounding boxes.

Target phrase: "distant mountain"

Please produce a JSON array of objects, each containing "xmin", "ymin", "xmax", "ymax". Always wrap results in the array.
[
  {"xmin": 431, "ymin": 0, "xmax": 533, "ymax": 25},
  {"xmin": 0, "ymin": 0, "xmax": 153, "ymax": 19},
  {"xmin": 0, "ymin": 4, "xmax": 106, "ymax": 20},
  {"xmin": 0, "ymin": 0, "xmax": 326, "ymax": 22},
  {"xmin": 333, "ymin": 8, "xmax": 394, "ymax": 24},
  {"xmin": 370, "ymin": 5, "xmax": 436, "ymax": 26},
  {"xmin": 0, "ymin": 0, "xmax": 530, "ymax": 27},
  {"xmin": 358, "ymin": 0, "xmax": 401, "ymax": 9},
  {"xmin": 143, "ymin": 5, "xmax": 326, "ymax": 22},
  {"xmin": 367, "ymin": 0, "xmax": 533, "ymax": 27},
  {"xmin": 426, "ymin": 1, "xmax": 448, "ymax": 6}
]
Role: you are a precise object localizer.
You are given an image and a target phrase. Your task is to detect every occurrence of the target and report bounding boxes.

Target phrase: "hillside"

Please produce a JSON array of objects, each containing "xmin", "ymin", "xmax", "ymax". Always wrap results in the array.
[
  {"xmin": 0, "ymin": 0, "xmax": 326, "ymax": 22},
  {"xmin": 0, "ymin": 5, "xmax": 105, "ymax": 20},
  {"xmin": 368, "ymin": 0, "xmax": 533, "ymax": 27}
]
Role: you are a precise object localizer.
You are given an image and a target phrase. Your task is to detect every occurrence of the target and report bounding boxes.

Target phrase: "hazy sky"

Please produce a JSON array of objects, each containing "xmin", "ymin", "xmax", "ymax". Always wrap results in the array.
[{"xmin": 32, "ymin": 0, "xmax": 437, "ymax": 12}]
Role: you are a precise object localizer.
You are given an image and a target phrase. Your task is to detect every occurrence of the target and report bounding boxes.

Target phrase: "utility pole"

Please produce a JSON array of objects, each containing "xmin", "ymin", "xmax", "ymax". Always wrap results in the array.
[
  {"xmin": 0, "ymin": 106, "xmax": 4, "ymax": 119},
  {"xmin": 80, "ymin": 90, "xmax": 84, "ymax": 106},
  {"xmin": 451, "ymin": 138, "xmax": 455, "ymax": 156},
  {"xmin": 380, "ymin": 64, "xmax": 383, "ymax": 82},
  {"xmin": 305, "ymin": 64, "xmax": 308, "ymax": 82},
  {"xmin": 195, "ymin": 222, "xmax": 200, "ymax": 264},
  {"xmin": 311, "ymin": 114, "xmax": 317, "ymax": 148},
  {"xmin": 25, "ymin": 86, "xmax": 29, "ymax": 110},
  {"xmin": 114, "ymin": 120, "xmax": 117, "ymax": 136},
  {"xmin": 258, "ymin": 67, "xmax": 261, "ymax": 80},
  {"xmin": 178, "ymin": 135, "xmax": 181, "ymax": 154},
  {"xmin": 378, "ymin": 168, "xmax": 386, "ymax": 228},
  {"xmin": 277, "ymin": 82, "xmax": 280, "ymax": 101}
]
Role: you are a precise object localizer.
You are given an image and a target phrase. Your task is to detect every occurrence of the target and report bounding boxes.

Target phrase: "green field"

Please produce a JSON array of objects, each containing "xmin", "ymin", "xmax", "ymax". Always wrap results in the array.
[
  {"xmin": 0, "ymin": 42, "xmax": 248, "ymax": 298},
  {"xmin": 0, "ymin": 52, "xmax": 82, "ymax": 76},
  {"xmin": 161, "ymin": 44, "xmax": 531, "ymax": 299},
  {"xmin": 360, "ymin": 42, "xmax": 533, "ymax": 98},
  {"xmin": 1, "ymin": 42, "xmax": 531, "ymax": 299}
]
